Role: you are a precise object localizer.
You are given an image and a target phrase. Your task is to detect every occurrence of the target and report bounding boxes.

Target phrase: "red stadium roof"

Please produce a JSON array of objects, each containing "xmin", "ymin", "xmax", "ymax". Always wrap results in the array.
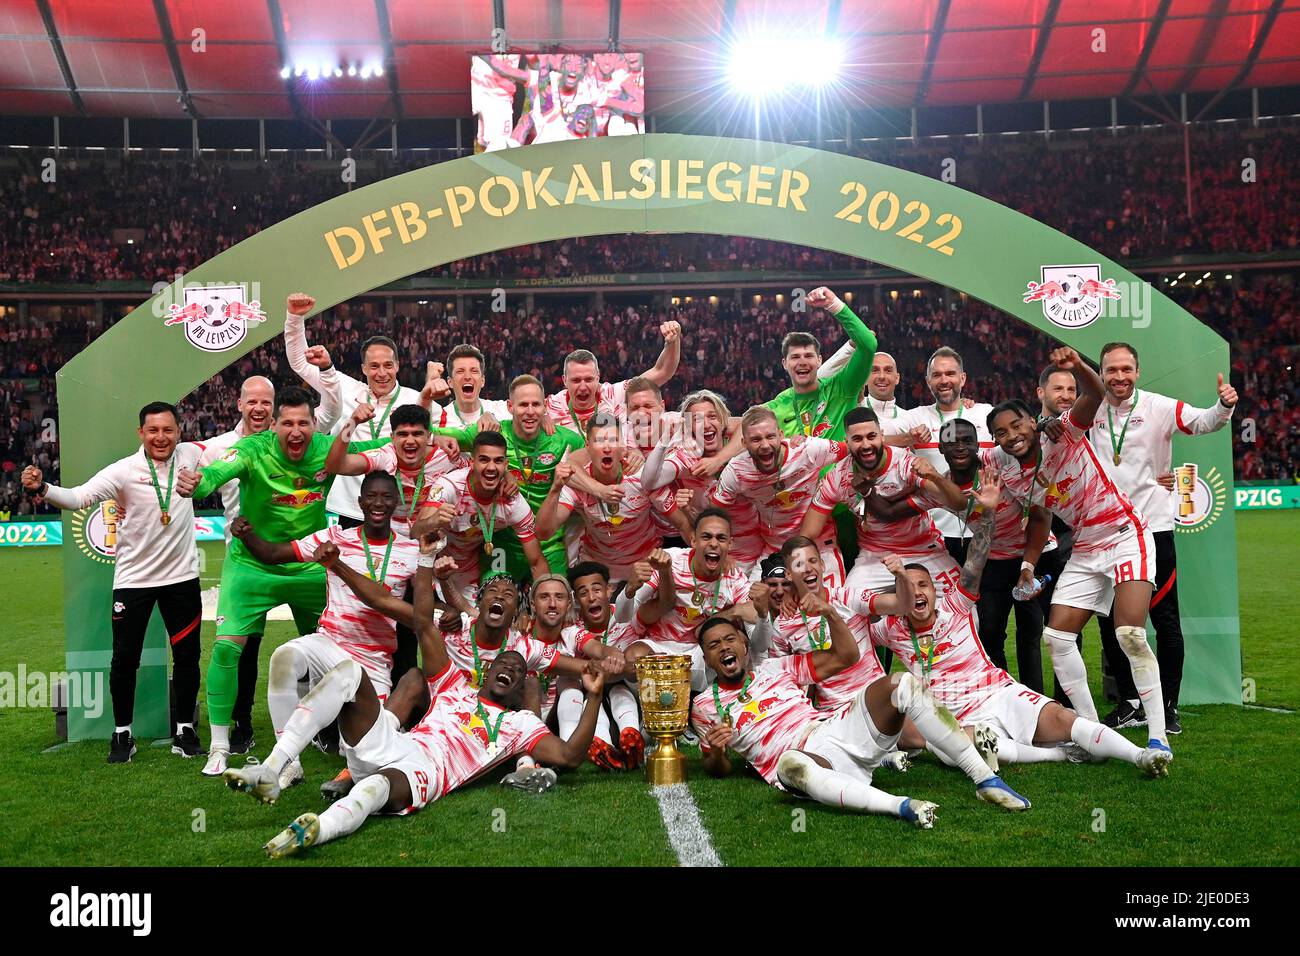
[{"xmin": 0, "ymin": 0, "xmax": 1296, "ymax": 119}]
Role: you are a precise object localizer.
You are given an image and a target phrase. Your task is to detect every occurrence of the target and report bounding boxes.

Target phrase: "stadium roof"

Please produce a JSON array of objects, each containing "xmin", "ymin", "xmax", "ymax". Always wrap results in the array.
[{"xmin": 1, "ymin": 0, "xmax": 1298, "ymax": 120}]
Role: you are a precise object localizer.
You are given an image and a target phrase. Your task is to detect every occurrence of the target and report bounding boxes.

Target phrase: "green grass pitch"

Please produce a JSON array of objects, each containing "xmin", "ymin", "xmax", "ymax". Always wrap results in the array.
[{"xmin": 1, "ymin": 512, "xmax": 1297, "ymax": 866}]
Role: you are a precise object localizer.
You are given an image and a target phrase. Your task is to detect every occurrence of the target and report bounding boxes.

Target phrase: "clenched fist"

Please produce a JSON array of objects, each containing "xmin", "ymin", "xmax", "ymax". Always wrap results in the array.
[{"xmin": 287, "ymin": 293, "xmax": 315, "ymax": 316}]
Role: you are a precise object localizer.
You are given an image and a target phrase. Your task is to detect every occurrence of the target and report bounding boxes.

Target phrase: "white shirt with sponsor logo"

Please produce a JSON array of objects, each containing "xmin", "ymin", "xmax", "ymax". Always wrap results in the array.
[
  {"xmin": 428, "ymin": 468, "xmax": 538, "ymax": 576},
  {"xmin": 1087, "ymin": 390, "xmax": 1233, "ymax": 533},
  {"xmin": 690, "ymin": 654, "xmax": 827, "ymax": 786},
  {"xmin": 810, "ymin": 446, "xmax": 945, "ymax": 559},
  {"xmin": 710, "ymin": 437, "xmax": 847, "ymax": 561},
  {"xmin": 770, "ymin": 586, "xmax": 884, "ymax": 714},
  {"xmin": 889, "ymin": 403, "xmax": 996, "ymax": 539},
  {"xmin": 442, "ymin": 613, "xmax": 561, "ymax": 688},
  {"xmin": 869, "ymin": 585, "xmax": 1013, "ymax": 722},
  {"xmin": 290, "ymin": 525, "xmax": 420, "ymax": 675},
  {"xmin": 359, "ymin": 441, "xmax": 459, "ymax": 537},
  {"xmin": 44, "ymin": 444, "xmax": 204, "ymax": 589},
  {"xmin": 988, "ymin": 409, "xmax": 1148, "ymax": 555},
  {"xmin": 409, "ymin": 664, "xmax": 550, "ymax": 802},
  {"xmin": 629, "ymin": 547, "xmax": 752, "ymax": 650},
  {"xmin": 559, "ymin": 465, "xmax": 678, "ymax": 569}
]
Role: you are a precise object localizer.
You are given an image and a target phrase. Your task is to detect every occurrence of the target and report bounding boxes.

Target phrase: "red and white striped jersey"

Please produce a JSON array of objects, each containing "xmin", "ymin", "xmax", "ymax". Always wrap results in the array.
[
  {"xmin": 559, "ymin": 465, "xmax": 677, "ymax": 569},
  {"xmin": 888, "ymin": 403, "xmax": 996, "ymax": 539},
  {"xmin": 526, "ymin": 629, "xmax": 566, "ymax": 718},
  {"xmin": 914, "ymin": 455, "xmax": 1056, "ymax": 562},
  {"xmin": 868, "ymin": 585, "xmax": 1013, "ymax": 721},
  {"xmin": 811, "ymin": 446, "xmax": 945, "ymax": 558},
  {"xmin": 988, "ymin": 409, "xmax": 1148, "ymax": 554},
  {"xmin": 429, "ymin": 468, "xmax": 538, "ymax": 573},
  {"xmin": 562, "ymin": 617, "xmax": 640, "ymax": 657},
  {"xmin": 442, "ymin": 613, "xmax": 561, "ymax": 688},
  {"xmin": 769, "ymin": 586, "xmax": 885, "ymax": 714},
  {"xmin": 690, "ymin": 654, "xmax": 827, "ymax": 786},
  {"xmin": 291, "ymin": 525, "xmax": 421, "ymax": 676},
  {"xmin": 544, "ymin": 380, "xmax": 629, "ymax": 434},
  {"xmin": 630, "ymin": 547, "xmax": 752, "ymax": 650},
  {"xmin": 360, "ymin": 442, "xmax": 459, "ymax": 537},
  {"xmin": 711, "ymin": 437, "xmax": 847, "ymax": 559},
  {"xmin": 410, "ymin": 664, "xmax": 550, "ymax": 800},
  {"xmin": 663, "ymin": 445, "xmax": 720, "ymax": 516}
]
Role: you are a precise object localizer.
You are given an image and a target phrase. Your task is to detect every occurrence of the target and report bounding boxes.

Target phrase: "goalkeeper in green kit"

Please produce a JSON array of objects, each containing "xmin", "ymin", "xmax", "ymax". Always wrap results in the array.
[{"xmin": 177, "ymin": 386, "xmax": 338, "ymax": 776}]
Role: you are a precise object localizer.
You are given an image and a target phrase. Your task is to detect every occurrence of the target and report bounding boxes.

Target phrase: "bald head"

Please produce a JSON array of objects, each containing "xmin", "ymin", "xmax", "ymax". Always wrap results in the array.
[
  {"xmin": 238, "ymin": 376, "xmax": 275, "ymax": 433},
  {"xmin": 868, "ymin": 351, "xmax": 900, "ymax": 402}
]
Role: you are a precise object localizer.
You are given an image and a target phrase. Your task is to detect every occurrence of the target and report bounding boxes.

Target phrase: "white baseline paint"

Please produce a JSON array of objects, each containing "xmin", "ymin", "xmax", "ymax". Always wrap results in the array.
[{"xmin": 652, "ymin": 783, "xmax": 723, "ymax": 867}]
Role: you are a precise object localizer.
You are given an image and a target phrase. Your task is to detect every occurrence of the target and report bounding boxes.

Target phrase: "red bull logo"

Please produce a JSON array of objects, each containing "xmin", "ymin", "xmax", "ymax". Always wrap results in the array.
[
  {"xmin": 163, "ymin": 302, "xmax": 206, "ymax": 325},
  {"xmin": 1024, "ymin": 265, "xmax": 1116, "ymax": 331},
  {"xmin": 269, "ymin": 490, "xmax": 326, "ymax": 508},
  {"xmin": 733, "ymin": 695, "xmax": 780, "ymax": 730},
  {"xmin": 455, "ymin": 711, "xmax": 491, "ymax": 746},
  {"xmin": 1043, "ymin": 474, "xmax": 1077, "ymax": 509}
]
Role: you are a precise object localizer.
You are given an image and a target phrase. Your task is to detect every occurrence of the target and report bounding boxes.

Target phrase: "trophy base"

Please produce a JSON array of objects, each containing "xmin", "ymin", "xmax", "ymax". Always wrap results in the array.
[{"xmin": 645, "ymin": 732, "xmax": 686, "ymax": 786}]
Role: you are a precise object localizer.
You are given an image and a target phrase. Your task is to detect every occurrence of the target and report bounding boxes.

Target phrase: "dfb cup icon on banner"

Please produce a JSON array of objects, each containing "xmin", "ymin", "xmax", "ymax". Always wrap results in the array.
[
  {"xmin": 1175, "ymin": 463, "xmax": 1198, "ymax": 519},
  {"xmin": 635, "ymin": 655, "xmax": 693, "ymax": 785}
]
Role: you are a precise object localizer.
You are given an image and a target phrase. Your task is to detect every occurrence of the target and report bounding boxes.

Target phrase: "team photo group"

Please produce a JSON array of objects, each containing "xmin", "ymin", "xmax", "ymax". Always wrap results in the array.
[{"xmin": 21, "ymin": 281, "xmax": 1238, "ymax": 859}]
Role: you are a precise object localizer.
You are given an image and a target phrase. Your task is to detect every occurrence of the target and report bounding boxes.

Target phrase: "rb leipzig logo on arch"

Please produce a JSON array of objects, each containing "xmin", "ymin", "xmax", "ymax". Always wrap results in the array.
[
  {"xmin": 162, "ymin": 282, "xmax": 266, "ymax": 352},
  {"xmin": 1023, "ymin": 264, "xmax": 1122, "ymax": 330}
]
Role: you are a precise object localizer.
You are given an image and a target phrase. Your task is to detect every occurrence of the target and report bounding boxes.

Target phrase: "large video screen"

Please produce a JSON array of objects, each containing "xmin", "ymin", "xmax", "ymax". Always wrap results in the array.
[{"xmin": 471, "ymin": 52, "xmax": 645, "ymax": 151}]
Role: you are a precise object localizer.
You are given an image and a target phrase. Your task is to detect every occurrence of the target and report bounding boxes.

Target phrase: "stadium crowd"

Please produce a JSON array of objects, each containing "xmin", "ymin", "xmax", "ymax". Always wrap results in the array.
[{"xmin": 1, "ymin": 125, "xmax": 1298, "ymax": 286}]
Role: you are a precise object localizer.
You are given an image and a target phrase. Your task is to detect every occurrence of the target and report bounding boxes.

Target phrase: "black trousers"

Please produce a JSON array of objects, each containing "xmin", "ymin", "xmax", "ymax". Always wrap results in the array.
[
  {"xmin": 110, "ymin": 577, "xmax": 202, "ymax": 730},
  {"xmin": 1097, "ymin": 529, "xmax": 1183, "ymax": 706},
  {"xmin": 976, "ymin": 556, "xmax": 1046, "ymax": 693}
]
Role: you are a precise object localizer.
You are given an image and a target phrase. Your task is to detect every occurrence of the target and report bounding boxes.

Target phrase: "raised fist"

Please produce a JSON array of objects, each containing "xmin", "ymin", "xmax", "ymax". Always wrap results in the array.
[
  {"xmin": 304, "ymin": 345, "xmax": 332, "ymax": 370},
  {"xmin": 20, "ymin": 465, "xmax": 43, "ymax": 492},
  {"xmin": 314, "ymin": 540, "xmax": 341, "ymax": 568},
  {"xmin": 286, "ymin": 293, "xmax": 315, "ymax": 316},
  {"xmin": 1048, "ymin": 346, "xmax": 1081, "ymax": 371},
  {"xmin": 229, "ymin": 516, "xmax": 253, "ymax": 540},
  {"xmin": 659, "ymin": 320, "xmax": 681, "ymax": 343}
]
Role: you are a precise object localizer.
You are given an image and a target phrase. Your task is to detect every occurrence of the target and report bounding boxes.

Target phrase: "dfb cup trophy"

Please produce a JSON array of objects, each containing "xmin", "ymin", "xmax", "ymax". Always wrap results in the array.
[
  {"xmin": 635, "ymin": 654, "xmax": 693, "ymax": 785},
  {"xmin": 1174, "ymin": 463, "xmax": 1198, "ymax": 519}
]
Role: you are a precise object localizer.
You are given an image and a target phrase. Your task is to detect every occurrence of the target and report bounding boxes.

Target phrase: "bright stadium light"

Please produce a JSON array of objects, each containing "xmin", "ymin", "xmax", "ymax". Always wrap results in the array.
[
  {"xmin": 728, "ymin": 35, "xmax": 844, "ymax": 96},
  {"xmin": 360, "ymin": 65, "xmax": 372, "ymax": 79},
  {"xmin": 374, "ymin": 63, "xmax": 384, "ymax": 77},
  {"xmin": 294, "ymin": 65, "xmax": 305, "ymax": 77},
  {"xmin": 347, "ymin": 64, "xmax": 357, "ymax": 76},
  {"xmin": 279, "ymin": 65, "xmax": 290, "ymax": 79},
  {"xmin": 333, "ymin": 66, "xmax": 343, "ymax": 78},
  {"xmin": 306, "ymin": 64, "xmax": 320, "ymax": 80}
]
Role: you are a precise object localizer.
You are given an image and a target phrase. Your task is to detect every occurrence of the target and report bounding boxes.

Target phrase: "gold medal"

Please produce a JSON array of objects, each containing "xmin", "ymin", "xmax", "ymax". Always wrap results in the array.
[
  {"xmin": 294, "ymin": 477, "xmax": 306, "ymax": 489},
  {"xmin": 1020, "ymin": 514, "xmax": 1029, "ymax": 532},
  {"xmin": 692, "ymin": 589, "xmax": 704, "ymax": 606},
  {"xmin": 1113, "ymin": 453, "xmax": 1121, "ymax": 466},
  {"xmin": 160, "ymin": 512, "xmax": 171, "ymax": 527},
  {"xmin": 799, "ymin": 410, "xmax": 812, "ymax": 436},
  {"xmin": 484, "ymin": 542, "xmax": 494, "ymax": 556},
  {"xmin": 521, "ymin": 456, "xmax": 534, "ymax": 480}
]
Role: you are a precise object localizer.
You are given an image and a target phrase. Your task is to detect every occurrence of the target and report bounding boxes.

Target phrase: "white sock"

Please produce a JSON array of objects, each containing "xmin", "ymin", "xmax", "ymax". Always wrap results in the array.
[
  {"xmin": 607, "ymin": 682, "xmax": 640, "ymax": 734},
  {"xmin": 516, "ymin": 754, "xmax": 537, "ymax": 771},
  {"xmin": 783, "ymin": 756, "xmax": 907, "ymax": 816},
  {"xmin": 268, "ymin": 643, "xmax": 308, "ymax": 737},
  {"xmin": 266, "ymin": 659, "xmax": 362, "ymax": 774},
  {"xmin": 316, "ymin": 773, "xmax": 390, "ymax": 845},
  {"xmin": 892, "ymin": 674, "xmax": 992, "ymax": 784},
  {"xmin": 1071, "ymin": 716, "xmax": 1143, "ymax": 764},
  {"xmin": 1044, "ymin": 627, "xmax": 1098, "ymax": 720},
  {"xmin": 175, "ymin": 722, "xmax": 193, "ymax": 734},
  {"xmin": 210, "ymin": 724, "xmax": 230, "ymax": 752},
  {"xmin": 996, "ymin": 738, "xmax": 1067, "ymax": 763},
  {"xmin": 115, "ymin": 725, "xmax": 131, "ymax": 735},
  {"xmin": 556, "ymin": 683, "xmax": 584, "ymax": 739},
  {"xmin": 1115, "ymin": 626, "xmax": 1166, "ymax": 743}
]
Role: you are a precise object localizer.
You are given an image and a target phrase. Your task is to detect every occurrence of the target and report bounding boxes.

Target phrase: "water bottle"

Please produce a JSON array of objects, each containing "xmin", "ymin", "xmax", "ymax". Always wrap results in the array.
[{"xmin": 1012, "ymin": 574, "xmax": 1052, "ymax": 602}]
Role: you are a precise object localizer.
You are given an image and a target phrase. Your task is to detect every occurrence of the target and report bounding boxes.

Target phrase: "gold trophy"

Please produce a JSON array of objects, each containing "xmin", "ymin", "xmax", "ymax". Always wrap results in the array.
[
  {"xmin": 635, "ymin": 654, "xmax": 693, "ymax": 785},
  {"xmin": 101, "ymin": 499, "xmax": 120, "ymax": 550},
  {"xmin": 1174, "ymin": 463, "xmax": 1197, "ymax": 519}
]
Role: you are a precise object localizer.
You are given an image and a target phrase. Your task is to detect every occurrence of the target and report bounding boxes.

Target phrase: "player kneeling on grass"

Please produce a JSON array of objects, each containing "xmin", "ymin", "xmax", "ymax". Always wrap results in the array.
[
  {"xmin": 224, "ymin": 532, "xmax": 609, "ymax": 858},
  {"xmin": 690, "ymin": 596, "xmax": 1032, "ymax": 832},
  {"xmin": 873, "ymin": 469, "xmax": 1172, "ymax": 779}
]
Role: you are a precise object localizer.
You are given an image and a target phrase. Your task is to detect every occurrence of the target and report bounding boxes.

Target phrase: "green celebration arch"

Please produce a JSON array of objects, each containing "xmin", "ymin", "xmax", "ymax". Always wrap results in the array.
[{"xmin": 57, "ymin": 134, "xmax": 1240, "ymax": 740}]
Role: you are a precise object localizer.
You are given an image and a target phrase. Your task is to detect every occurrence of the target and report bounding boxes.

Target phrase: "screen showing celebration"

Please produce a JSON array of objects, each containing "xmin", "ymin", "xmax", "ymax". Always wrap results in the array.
[{"xmin": 471, "ymin": 52, "xmax": 646, "ymax": 150}]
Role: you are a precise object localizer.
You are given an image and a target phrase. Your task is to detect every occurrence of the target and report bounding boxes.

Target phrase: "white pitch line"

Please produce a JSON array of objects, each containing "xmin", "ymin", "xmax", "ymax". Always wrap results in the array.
[{"xmin": 652, "ymin": 783, "xmax": 723, "ymax": 867}]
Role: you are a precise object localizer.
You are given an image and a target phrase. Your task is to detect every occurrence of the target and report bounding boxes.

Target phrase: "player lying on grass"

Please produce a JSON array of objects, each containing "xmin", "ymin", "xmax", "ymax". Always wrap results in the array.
[
  {"xmin": 223, "ymin": 532, "xmax": 609, "ymax": 858},
  {"xmin": 689, "ymin": 601, "xmax": 1033, "ymax": 830},
  {"xmin": 873, "ymin": 468, "xmax": 1172, "ymax": 778}
]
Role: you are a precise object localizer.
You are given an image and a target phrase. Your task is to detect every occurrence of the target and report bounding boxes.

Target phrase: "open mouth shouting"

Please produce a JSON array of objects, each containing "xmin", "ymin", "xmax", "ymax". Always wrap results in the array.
[
  {"xmin": 717, "ymin": 648, "xmax": 742, "ymax": 677},
  {"xmin": 701, "ymin": 546, "xmax": 723, "ymax": 574},
  {"xmin": 484, "ymin": 600, "xmax": 507, "ymax": 625},
  {"xmin": 285, "ymin": 434, "xmax": 307, "ymax": 458}
]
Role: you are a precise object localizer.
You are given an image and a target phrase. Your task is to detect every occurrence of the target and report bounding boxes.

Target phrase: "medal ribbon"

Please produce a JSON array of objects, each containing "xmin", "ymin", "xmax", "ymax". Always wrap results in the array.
[
  {"xmin": 800, "ymin": 610, "xmax": 828, "ymax": 650},
  {"xmin": 147, "ymin": 455, "xmax": 175, "ymax": 521},
  {"xmin": 690, "ymin": 552, "xmax": 722, "ymax": 614},
  {"xmin": 908, "ymin": 620, "xmax": 937, "ymax": 687},
  {"xmin": 396, "ymin": 466, "xmax": 426, "ymax": 520},
  {"xmin": 473, "ymin": 497, "xmax": 497, "ymax": 552},
  {"xmin": 367, "ymin": 388, "xmax": 402, "ymax": 440},
  {"xmin": 1106, "ymin": 389, "xmax": 1140, "ymax": 465},
  {"xmin": 360, "ymin": 530, "xmax": 395, "ymax": 582},
  {"xmin": 1021, "ymin": 446, "xmax": 1044, "ymax": 526},
  {"xmin": 475, "ymin": 701, "xmax": 507, "ymax": 749},
  {"xmin": 713, "ymin": 674, "xmax": 752, "ymax": 725}
]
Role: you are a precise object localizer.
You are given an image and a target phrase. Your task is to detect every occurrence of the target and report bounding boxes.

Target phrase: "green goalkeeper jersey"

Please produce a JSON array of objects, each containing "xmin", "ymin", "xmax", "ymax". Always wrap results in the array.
[
  {"xmin": 765, "ymin": 302, "xmax": 878, "ymax": 441},
  {"xmin": 433, "ymin": 420, "xmax": 586, "ymax": 512},
  {"xmin": 193, "ymin": 430, "xmax": 335, "ymax": 574}
]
